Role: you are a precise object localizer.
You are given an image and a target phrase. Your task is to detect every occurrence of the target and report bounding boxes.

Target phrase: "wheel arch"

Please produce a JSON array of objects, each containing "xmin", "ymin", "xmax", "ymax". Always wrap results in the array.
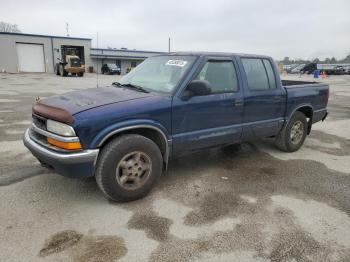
[
  {"xmin": 289, "ymin": 104, "xmax": 314, "ymax": 134},
  {"xmin": 95, "ymin": 124, "xmax": 170, "ymax": 168}
]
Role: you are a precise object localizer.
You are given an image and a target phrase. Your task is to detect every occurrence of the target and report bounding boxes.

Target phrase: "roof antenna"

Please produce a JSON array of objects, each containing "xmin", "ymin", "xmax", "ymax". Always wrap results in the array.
[{"xmin": 96, "ymin": 32, "xmax": 99, "ymax": 88}]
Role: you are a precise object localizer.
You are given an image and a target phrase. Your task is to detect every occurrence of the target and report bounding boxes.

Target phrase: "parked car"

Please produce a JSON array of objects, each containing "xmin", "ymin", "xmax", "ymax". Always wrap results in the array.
[
  {"xmin": 287, "ymin": 64, "xmax": 305, "ymax": 74},
  {"xmin": 300, "ymin": 63, "xmax": 317, "ymax": 74},
  {"xmin": 301, "ymin": 63, "xmax": 349, "ymax": 75},
  {"xmin": 24, "ymin": 52, "xmax": 329, "ymax": 202},
  {"xmin": 333, "ymin": 65, "xmax": 346, "ymax": 75},
  {"xmin": 101, "ymin": 64, "xmax": 121, "ymax": 75}
]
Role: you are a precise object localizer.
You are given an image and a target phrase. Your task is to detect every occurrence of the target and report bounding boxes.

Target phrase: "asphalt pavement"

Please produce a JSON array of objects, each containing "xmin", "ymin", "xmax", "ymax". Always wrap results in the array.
[{"xmin": 0, "ymin": 73, "xmax": 349, "ymax": 261}]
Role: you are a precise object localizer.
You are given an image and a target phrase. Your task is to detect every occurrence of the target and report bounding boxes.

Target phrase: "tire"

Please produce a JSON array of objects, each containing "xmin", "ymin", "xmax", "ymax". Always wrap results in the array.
[
  {"xmin": 78, "ymin": 72, "xmax": 84, "ymax": 77},
  {"xmin": 275, "ymin": 111, "xmax": 308, "ymax": 152},
  {"xmin": 59, "ymin": 64, "xmax": 68, "ymax": 77},
  {"xmin": 95, "ymin": 134, "xmax": 163, "ymax": 202}
]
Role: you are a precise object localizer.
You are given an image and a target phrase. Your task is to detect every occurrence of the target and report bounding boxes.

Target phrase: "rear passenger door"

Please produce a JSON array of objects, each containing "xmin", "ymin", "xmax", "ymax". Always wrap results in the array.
[{"xmin": 239, "ymin": 57, "xmax": 286, "ymax": 139}]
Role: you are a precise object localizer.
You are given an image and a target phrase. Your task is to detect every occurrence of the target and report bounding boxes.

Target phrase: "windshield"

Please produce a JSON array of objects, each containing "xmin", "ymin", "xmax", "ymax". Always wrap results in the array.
[
  {"xmin": 107, "ymin": 64, "xmax": 118, "ymax": 69},
  {"xmin": 118, "ymin": 55, "xmax": 196, "ymax": 93}
]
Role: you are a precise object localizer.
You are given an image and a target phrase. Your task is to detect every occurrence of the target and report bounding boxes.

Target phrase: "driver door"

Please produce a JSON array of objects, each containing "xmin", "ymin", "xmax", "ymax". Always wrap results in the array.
[{"xmin": 171, "ymin": 58, "xmax": 244, "ymax": 155}]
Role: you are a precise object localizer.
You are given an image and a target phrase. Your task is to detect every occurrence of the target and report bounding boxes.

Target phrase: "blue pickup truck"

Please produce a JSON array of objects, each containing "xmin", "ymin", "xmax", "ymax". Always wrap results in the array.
[{"xmin": 24, "ymin": 52, "xmax": 329, "ymax": 201}]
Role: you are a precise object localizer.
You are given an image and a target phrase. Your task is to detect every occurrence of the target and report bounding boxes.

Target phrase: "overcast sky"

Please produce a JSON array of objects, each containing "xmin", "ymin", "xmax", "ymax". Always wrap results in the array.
[{"xmin": 1, "ymin": 0, "xmax": 350, "ymax": 60}]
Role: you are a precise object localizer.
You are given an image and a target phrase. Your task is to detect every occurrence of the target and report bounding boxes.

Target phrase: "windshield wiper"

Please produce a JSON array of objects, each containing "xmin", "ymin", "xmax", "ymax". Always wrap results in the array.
[
  {"xmin": 112, "ymin": 82, "xmax": 122, "ymax": 87},
  {"xmin": 112, "ymin": 82, "xmax": 149, "ymax": 93}
]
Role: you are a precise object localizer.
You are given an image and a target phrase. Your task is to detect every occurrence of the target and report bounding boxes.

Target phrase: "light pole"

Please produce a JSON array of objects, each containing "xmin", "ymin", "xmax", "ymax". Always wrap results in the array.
[{"xmin": 168, "ymin": 37, "xmax": 171, "ymax": 53}]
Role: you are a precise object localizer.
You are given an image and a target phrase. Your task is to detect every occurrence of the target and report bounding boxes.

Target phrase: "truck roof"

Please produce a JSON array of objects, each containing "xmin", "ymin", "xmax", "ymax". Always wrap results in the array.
[{"xmin": 167, "ymin": 51, "xmax": 272, "ymax": 59}]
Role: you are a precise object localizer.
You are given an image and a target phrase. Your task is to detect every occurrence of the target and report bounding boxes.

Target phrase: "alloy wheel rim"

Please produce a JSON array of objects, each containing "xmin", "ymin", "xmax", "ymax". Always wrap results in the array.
[
  {"xmin": 290, "ymin": 120, "xmax": 304, "ymax": 145},
  {"xmin": 115, "ymin": 151, "xmax": 152, "ymax": 190}
]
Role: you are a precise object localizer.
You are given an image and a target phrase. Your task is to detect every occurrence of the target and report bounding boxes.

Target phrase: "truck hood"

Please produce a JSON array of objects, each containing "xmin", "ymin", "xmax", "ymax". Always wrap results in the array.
[{"xmin": 39, "ymin": 86, "xmax": 154, "ymax": 116}]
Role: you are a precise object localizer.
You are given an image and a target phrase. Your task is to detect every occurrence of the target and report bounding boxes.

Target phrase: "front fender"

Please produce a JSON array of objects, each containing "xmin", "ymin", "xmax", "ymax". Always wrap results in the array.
[{"xmin": 90, "ymin": 119, "xmax": 171, "ymax": 149}]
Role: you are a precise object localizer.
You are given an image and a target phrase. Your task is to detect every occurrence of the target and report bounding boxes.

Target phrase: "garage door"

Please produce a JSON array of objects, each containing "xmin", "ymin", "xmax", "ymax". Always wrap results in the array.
[{"xmin": 16, "ymin": 43, "xmax": 45, "ymax": 72}]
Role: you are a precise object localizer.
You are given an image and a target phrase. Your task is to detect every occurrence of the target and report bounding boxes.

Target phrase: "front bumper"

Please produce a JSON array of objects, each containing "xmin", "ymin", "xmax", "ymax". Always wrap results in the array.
[
  {"xmin": 23, "ymin": 129, "xmax": 99, "ymax": 178},
  {"xmin": 67, "ymin": 67, "xmax": 85, "ymax": 73}
]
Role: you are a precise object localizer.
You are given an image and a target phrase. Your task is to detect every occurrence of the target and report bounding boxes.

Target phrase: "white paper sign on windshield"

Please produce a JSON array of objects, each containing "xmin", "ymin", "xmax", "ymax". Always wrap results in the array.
[{"xmin": 165, "ymin": 60, "xmax": 188, "ymax": 67}]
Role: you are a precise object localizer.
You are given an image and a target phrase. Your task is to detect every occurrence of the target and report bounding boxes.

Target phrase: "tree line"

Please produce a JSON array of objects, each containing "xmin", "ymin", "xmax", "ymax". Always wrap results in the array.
[
  {"xmin": 0, "ymin": 21, "xmax": 21, "ymax": 33},
  {"xmin": 281, "ymin": 55, "xmax": 350, "ymax": 65}
]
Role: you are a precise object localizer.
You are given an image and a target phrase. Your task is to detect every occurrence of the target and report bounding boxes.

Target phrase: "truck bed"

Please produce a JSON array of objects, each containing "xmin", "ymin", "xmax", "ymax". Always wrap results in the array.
[{"xmin": 282, "ymin": 79, "xmax": 329, "ymax": 123}]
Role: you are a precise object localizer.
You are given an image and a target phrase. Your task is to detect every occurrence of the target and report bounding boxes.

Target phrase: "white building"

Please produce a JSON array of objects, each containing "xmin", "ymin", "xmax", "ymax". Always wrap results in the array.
[{"xmin": 0, "ymin": 32, "xmax": 163, "ymax": 74}]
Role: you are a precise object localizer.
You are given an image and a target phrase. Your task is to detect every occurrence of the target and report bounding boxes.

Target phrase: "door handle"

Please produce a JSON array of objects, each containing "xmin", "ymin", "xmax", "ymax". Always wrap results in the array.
[
  {"xmin": 273, "ymin": 97, "xmax": 282, "ymax": 102},
  {"xmin": 234, "ymin": 100, "xmax": 244, "ymax": 107}
]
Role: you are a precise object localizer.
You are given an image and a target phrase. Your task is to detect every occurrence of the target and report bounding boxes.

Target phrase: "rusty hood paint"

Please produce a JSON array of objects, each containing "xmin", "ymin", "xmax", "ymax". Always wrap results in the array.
[{"xmin": 38, "ymin": 86, "xmax": 154, "ymax": 117}]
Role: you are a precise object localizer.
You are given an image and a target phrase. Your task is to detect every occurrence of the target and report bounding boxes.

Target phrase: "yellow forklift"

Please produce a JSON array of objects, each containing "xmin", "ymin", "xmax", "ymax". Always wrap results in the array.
[{"xmin": 55, "ymin": 46, "xmax": 85, "ymax": 77}]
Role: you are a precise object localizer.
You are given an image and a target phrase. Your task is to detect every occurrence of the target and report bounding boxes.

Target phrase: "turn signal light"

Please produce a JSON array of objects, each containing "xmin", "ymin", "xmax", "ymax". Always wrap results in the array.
[{"xmin": 47, "ymin": 137, "xmax": 82, "ymax": 150}]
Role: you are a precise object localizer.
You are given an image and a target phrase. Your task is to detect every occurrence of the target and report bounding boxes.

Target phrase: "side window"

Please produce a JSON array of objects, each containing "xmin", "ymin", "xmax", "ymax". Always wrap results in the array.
[
  {"xmin": 263, "ymin": 59, "xmax": 277, "ymax": 89},
  {"xmin": 241, "ymin": 58, "xmax": 269, "ymax": 91},
  {"xmin": 195, "ymin": 61, "xmax": 238, "ymax": 93}
]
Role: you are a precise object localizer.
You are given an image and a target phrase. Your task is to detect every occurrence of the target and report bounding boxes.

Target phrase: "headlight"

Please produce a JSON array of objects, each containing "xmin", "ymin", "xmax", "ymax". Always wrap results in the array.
[{"xmin": 46, "ymin": 119, "xmax": 76, "ymax": 137}]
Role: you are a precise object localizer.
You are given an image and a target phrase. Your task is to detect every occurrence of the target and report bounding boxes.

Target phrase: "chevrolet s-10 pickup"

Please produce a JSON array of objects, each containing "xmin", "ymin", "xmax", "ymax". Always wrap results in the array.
[{"xmin": 24, "ymin": 52, "xmax": 328, "ymax": 201}]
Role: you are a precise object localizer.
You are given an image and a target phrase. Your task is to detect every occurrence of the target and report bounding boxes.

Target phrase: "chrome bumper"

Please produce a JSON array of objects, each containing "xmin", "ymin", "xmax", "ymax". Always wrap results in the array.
[
  {"xmin": 24, "ymin": 129, "xmax": 98, "ymax": 164},
  {"xmin": 23, "ymin": 129, "xmax": 99, "ymax": 177}
]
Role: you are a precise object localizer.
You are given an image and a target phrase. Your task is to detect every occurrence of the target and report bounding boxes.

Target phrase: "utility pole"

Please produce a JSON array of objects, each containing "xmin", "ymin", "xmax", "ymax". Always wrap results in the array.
[
  {"xmin": 66, "ymin": 23, "xmax": 69, "ymax": 37},
  {"xmin": 168, "ymin": 37, "xmax": 171, "ymax": 53},
  {"xmin": 96, "ymin": 32, "xmax": 99, "ymax": 88}
]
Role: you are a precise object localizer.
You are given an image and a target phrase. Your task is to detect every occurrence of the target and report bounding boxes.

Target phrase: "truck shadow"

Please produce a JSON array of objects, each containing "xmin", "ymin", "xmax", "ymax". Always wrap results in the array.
[{"xmin": 160, "ymin": 141, "xmax": 350, "ymax": 216}]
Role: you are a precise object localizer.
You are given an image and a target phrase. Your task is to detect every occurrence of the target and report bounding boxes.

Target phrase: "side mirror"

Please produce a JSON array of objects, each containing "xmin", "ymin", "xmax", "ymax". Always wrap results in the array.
[{"xmin": 182, "ymin": 80, "xmax": 212, "ymax": 100}]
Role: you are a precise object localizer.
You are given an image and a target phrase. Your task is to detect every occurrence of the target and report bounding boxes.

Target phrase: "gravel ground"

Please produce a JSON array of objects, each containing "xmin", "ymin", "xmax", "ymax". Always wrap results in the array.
[{"xmin": 0, "ymin": 72, "xmax": 349, "ymax": 262}]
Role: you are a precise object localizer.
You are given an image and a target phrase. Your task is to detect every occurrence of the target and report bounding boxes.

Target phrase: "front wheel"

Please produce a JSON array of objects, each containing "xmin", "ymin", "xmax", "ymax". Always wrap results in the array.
[
  {"xmin": 275, "ymin": 111, "xmax": 308, "ymax": 152},
  {"xmin": 55, "ymin": 65, "xmax": 60, "ymax": 75},
  {"xmin": 59, "ymin": 64, "xmax": 67, "ymax": 77},
  {"xmin": 95, "ymin": 134, "xmax": 163, "ymax": 202}
]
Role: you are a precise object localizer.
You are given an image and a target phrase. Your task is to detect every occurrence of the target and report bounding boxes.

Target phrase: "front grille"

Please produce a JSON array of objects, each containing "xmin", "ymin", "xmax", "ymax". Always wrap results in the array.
[
  {"xmin": 29, "ymin": 128, "xmax": 47, "ymax": 145},
  {"xmin": 32, "ymin": 114, "xmax": 46, "ymax": 130},
  {"xmin": 30, "ymin": 114, "xmax": 82, "ymax": 153},
  {"xmin": 28, "ymin": 128, "xmax": 73, "ymax": 153},
  {"xmin": 70, "ymin": 58, "xmax": 81, "ymax": 67}
]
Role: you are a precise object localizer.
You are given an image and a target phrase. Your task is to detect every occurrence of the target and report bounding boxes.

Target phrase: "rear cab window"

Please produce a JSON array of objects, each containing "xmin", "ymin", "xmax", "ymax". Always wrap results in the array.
[{"xmin": 241, "ymin": 58, "xmax": 277, "ymax": 91}]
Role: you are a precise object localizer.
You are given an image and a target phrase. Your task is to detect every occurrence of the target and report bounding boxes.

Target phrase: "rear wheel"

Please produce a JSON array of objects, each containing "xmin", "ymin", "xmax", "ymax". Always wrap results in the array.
[
  {"xmin": 275, "ymin": 111, "xmax": 308, "ymax": 152},
  {"xmin": 95, "ymin": 134, "xmax": 163, "ymax": 202},
  {"xmin": 78, "ymin": 72, "xmax": 84, "ymax": 77}
]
